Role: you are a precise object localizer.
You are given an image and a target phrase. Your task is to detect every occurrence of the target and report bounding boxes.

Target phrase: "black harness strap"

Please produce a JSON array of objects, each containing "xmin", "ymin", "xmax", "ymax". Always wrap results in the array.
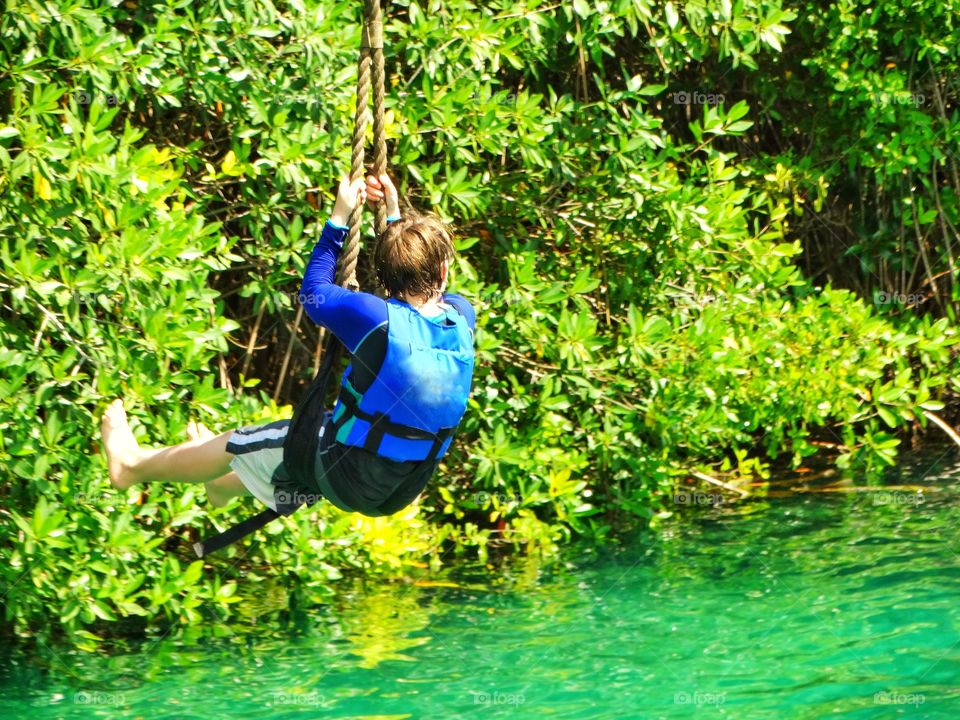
[
  {"xmin": 364, "ymin": 412, "xmax": 390, "ymax": 454},
  {"xmin": 192, "ymin": 336, "xmax": 340, "ymax": 558},
  {"xmin": 285, "ymin": 337, "xmax": 342, "ymax": 487},
  {"xmin": 193, "ymin": 508, "xmax": 279, "ymax": 558},
  {"xmin": 333, "ymin": 386, "xmax": 456, "ymax": 452}
]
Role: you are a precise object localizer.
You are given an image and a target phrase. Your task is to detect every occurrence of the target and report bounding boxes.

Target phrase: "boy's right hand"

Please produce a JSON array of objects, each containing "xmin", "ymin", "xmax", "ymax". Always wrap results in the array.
[
  {"xmin": 365, "ymin": 173, "xmax": 400, "ymax": 218},
  {"xmin": 331, "ymin": 175, "xmax": 366, "ymax": 228}
]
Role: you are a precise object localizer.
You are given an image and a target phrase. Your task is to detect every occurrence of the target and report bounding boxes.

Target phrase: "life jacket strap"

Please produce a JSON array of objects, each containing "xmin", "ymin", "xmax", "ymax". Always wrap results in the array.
[{"xmin": 333, "ymin": 388, "xmax": 456, "ymax": 462}]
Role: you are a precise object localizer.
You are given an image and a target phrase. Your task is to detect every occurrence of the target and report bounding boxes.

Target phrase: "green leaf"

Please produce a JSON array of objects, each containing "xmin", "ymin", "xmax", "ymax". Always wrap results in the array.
[{"xmin": 665, "ymin": 2, "xmax": 679, "ymax": 29}]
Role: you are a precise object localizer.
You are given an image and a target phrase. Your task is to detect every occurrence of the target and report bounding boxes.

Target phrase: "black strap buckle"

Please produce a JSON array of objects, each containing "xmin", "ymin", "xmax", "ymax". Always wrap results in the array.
[{"xmin": 363, "ymin": 411, "xmax": 390, "ymax": 454}]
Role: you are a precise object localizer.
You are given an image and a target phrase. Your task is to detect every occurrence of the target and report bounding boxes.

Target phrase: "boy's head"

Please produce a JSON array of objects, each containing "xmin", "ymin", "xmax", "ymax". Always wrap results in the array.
[{"xmin": 374, "ymin": 212, "xmax": 454, "ymax": 300}]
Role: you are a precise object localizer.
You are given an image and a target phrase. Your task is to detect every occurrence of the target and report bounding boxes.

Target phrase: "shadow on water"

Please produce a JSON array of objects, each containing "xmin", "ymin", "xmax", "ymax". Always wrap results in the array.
[{"xmin": 3, "ymin": 446, "xmax": 960, "ymax": 718}]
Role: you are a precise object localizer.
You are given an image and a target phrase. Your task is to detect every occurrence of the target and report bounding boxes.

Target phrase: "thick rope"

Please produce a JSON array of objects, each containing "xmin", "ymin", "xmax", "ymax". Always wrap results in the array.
[
  {"xmin": 338, "ymin": 0, "xmax": 387, "ymax": 290},
  {"xmin": 339, "ymin": 50, "xmax": 370, "ymax": 291},
  {"xmin": 196, "ymin": 0, "xmax": 389, "ymax": 558},
  {"xmin": 370, "ymin": 10, "xmax": 388, "ymax": 237}
]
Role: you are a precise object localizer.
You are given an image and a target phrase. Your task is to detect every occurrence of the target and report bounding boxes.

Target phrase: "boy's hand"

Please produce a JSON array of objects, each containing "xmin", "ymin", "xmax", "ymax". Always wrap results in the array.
[
  {"xmin": 365, "ymin": 173, "xmax": 401, "ymax": 219},
  {"xmin": 331, "ymin": 175, "xmax": 366, "ymax": 228}
]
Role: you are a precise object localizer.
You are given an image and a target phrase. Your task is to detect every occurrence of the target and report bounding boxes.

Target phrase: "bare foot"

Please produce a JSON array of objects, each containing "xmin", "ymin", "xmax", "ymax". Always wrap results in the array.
[
  {"xmin": 186, "ymin": 420, "xmax": 215, "ymax": 442},
  {"xmin": 101, "ymin": 399, "xmax": 142, "ymax": 489}
]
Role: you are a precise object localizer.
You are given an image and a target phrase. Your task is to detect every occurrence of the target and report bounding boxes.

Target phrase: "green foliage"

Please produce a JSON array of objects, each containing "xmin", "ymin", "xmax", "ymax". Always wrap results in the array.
[
  {"xmin": 0, "ymin": 0, "xmax": 958, "ymax": 644},
  {"xmin": 758, "ymin": 0, "xmax": 960, "ymax": 314}
]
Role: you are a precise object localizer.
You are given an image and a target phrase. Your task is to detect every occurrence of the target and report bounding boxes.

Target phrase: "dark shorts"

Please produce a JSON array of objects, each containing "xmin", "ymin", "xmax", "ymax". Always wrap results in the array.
[
  {"xmin": 226, "ymin": 417, "xmax": 329, "ymax": 514},
  {"xmin": 227, "ymin": 413, "xmax": 437, "ymax": 517}
]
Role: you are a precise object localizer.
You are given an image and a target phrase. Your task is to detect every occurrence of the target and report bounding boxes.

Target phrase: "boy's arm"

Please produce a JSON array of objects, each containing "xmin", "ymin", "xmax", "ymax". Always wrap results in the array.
[
  {"xmin": 299, "ymin": 221, "xmax": 388, "ymax": 352},
  {"xmin": 299, "ymin": 174, "xmax": 402, "ymax": 352}
]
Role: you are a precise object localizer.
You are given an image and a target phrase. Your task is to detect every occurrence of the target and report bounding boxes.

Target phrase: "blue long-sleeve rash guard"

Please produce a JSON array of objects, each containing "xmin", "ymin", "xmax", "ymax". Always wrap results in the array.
[{"xmin": 299, "ymin": 219, "xmax": 476, "ymax": 393}]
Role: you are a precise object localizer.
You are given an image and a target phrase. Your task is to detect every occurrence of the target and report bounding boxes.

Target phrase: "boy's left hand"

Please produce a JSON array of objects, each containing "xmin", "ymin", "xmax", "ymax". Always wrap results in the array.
[
  {"xmin": 330, "ymin": 175, "xmax": 366, "ymax": 227},
  {"xmin": 365, "ymin": 173, "xmax": 400, "ymax": 218}
]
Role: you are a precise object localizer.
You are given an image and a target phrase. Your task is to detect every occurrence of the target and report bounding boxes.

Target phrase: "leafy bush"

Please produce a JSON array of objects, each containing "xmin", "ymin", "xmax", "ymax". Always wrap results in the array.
[{"xmin": 0, "ymin": 0, "xmax": 957, "ymax": 643}]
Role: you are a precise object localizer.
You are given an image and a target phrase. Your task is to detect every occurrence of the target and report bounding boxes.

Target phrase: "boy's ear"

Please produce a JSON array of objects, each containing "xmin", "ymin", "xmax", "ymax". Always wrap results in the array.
[{"xmin": 439, "ymin": 259, "xmax": 450, "ymax": 291}]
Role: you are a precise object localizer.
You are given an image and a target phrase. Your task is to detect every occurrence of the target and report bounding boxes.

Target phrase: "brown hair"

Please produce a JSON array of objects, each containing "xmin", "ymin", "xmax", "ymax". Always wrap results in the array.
[{"xmin": 374, "ymin": 211, "xmax": 454, "ymax": 299}]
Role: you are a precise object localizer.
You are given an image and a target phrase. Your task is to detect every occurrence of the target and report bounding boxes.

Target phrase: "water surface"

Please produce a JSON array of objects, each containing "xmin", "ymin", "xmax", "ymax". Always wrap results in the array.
[{"xmin": 3, "ymin": 450, "xmax": 960, "ymax": 718}]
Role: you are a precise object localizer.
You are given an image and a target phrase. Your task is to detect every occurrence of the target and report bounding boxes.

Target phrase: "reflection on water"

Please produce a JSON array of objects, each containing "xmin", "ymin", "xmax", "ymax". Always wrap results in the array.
[
  {"xmin": 3, "ymin": 449, "xmax": 960, "ymax": 718},
  {"xmin": 339, "ymin": 585, "xmax": 434, "ymax": 668}
]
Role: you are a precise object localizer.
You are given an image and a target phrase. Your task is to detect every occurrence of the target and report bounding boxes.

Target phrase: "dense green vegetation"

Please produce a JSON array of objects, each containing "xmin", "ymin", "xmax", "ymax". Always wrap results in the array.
[{"xmin": 1, "ymin": 0, "xmax": 958, "ymax": 644}]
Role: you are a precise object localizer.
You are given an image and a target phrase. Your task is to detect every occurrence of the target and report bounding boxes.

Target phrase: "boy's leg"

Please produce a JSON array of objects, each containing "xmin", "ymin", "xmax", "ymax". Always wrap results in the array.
[
  {"xmin": 188, "ymin": 421, "xmax": 253, "ymax": 508},
  {"xmin": 102, "ymin": 399, "xmax": 234, "ymax": 489},
  {"xmin": 204, "ymin": 471, "xmax": 251, "ymax": 508}
]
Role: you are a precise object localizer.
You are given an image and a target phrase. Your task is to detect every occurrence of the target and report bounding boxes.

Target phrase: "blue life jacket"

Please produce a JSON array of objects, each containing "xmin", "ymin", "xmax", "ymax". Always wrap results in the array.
[{"xmin": 330, "ymin": 299, "xmax": 474, "ymax": 462}]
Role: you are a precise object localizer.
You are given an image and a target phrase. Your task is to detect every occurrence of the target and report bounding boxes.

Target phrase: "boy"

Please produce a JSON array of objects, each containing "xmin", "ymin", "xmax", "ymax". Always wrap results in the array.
[{"xmin": 101, "ymin": 173, "xmax": 476, "ymax": 518}]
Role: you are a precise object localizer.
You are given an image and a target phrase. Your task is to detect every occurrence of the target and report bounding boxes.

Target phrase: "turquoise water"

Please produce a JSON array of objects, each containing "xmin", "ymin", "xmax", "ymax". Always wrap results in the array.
[{"xmin": 3, "ymin": 450, "xmax": 960, "ymax": 718}]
